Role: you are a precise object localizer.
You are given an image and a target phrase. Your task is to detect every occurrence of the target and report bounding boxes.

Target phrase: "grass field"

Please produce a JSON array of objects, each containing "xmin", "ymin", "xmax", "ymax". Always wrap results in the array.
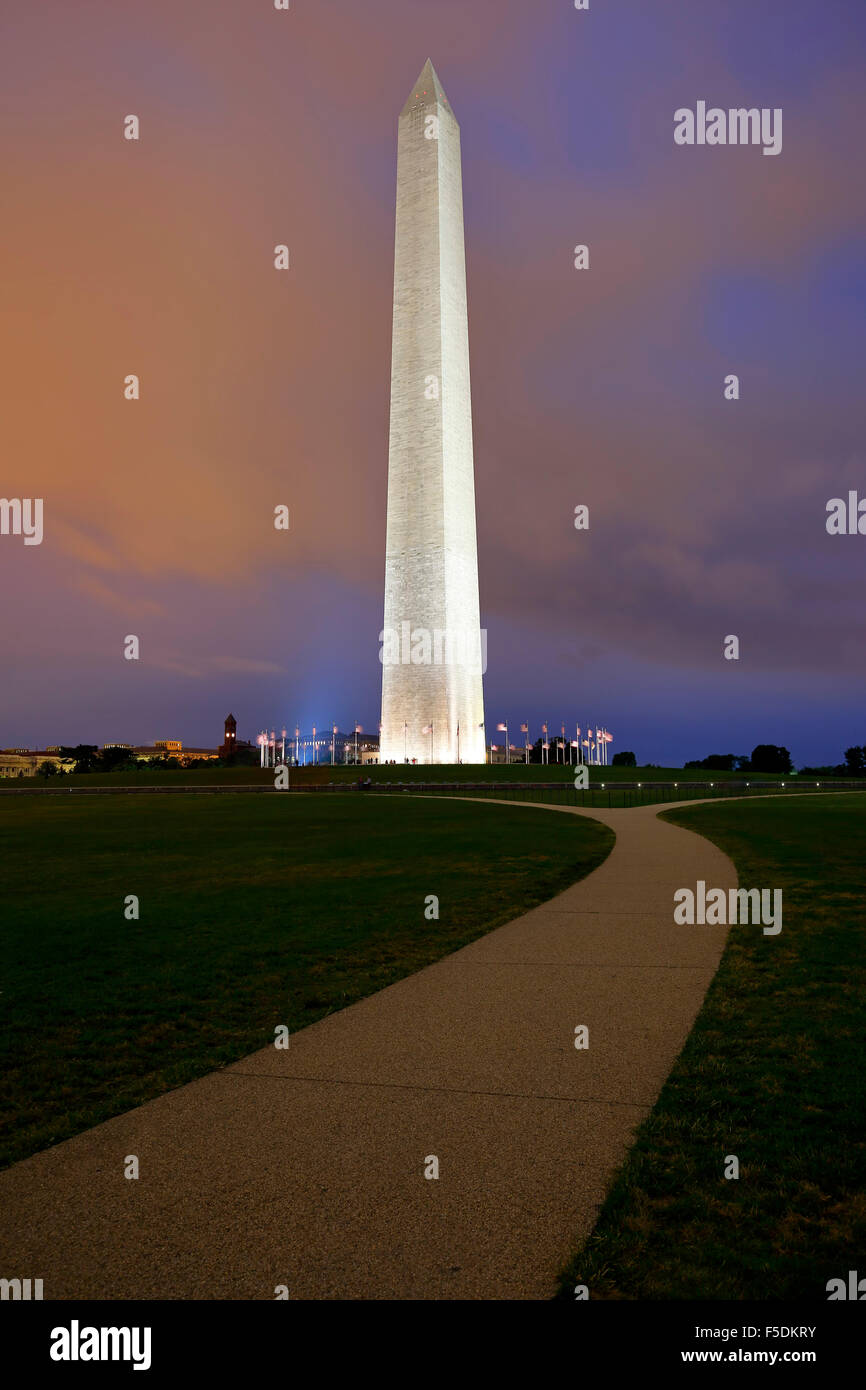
[
  {"xmin": 557, "ymin": 793, "xmax": 866, "ymax": 1300},
  {"xmin": 0, "ymin": 761, "xmax": 802, "ymax": 791},
  {"xmin": 0, "ymin": 793, "xmax": 613, "ymax": 1170}
]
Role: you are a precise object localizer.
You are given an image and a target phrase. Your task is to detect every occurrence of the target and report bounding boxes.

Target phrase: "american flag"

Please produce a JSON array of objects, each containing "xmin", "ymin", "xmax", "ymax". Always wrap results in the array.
[
  {"xmin": 542, "ymin": 723, "xmax": 548, "ymax": 733},
  {"xmin": 497, "ymin": 722, "xmax": 507, "ymax": 731},
  {"xmin": 422, "ymin": 725, "xmax": 432, "ymax": 734},
  {"xmin": 520, "ymin": 723, "xmax": 528, "ymax": 733},
  {"xmin": 355, "ymin": 723, "xmax": 363, "ymax": 733}
]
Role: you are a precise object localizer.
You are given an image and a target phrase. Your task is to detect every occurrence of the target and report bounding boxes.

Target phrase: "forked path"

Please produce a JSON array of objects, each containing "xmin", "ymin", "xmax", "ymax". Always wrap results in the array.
[{"xmin": 0, "ymin": 799, "xmax": 736, "ymax": 1300}]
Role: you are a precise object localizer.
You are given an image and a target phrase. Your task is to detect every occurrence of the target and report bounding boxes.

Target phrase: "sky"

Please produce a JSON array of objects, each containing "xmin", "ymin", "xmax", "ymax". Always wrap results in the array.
[{"xmin": 1, "ymin": 0, "xmax": 864, "ymax": 766}]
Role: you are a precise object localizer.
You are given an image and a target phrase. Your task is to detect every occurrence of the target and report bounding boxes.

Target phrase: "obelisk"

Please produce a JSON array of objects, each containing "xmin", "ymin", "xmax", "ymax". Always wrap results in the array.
[{"xmin": 379, "ymin": 60, "xmax": 486, "ymax": 765}]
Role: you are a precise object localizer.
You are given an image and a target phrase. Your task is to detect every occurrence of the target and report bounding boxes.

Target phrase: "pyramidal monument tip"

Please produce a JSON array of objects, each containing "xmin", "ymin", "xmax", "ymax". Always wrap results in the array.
[{"xmin": 400, "ymin": 59, "xmax": 452, "ymax": 116}]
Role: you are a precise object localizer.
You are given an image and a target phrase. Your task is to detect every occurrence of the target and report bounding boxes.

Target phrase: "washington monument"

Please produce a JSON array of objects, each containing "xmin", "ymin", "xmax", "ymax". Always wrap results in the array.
[{"xmin": 379, "ymin": 60, "xmax": 486, "ymax": 765}]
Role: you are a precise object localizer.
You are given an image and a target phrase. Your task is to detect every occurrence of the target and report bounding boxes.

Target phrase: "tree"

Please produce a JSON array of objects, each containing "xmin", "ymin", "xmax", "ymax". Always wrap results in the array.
[
  {"xmin": 526, "ymin": 737, "xmax": 556, "ymax": 764},
  {"xmin": 683, "ymin": 753, "xmax": 736, "ymax": 771},
  {"xmin": 37, "ymin": 760, "xmax": 58, "ymax": 778},
  {"xmin": 844, "ymin": 746, "xmax": 865, "ymax": 776},
  {"xmin": 60, "ymin": 744, "xmax": 99, "ymax": 773},
  {"xmin": 612, "ymin": 751, "xmax": 636, "ymax": 767},
  {"xmin": 750, "ymin": 744, "xmax": 792, "ymax": 774},
  {"xmin": 100, "ymin": 746, "xmax": 134, "ymax": 773}
]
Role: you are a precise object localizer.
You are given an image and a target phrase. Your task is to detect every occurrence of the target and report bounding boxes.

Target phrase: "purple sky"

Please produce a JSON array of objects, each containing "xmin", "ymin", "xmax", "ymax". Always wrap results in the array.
[{"xmin": 1, "ymin": 0, "xmax": 864, "ymax": 765}]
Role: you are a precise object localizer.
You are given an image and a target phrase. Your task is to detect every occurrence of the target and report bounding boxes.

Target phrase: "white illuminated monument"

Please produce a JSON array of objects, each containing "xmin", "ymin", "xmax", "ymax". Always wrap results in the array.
[{"xmin": 379, "ymin": 60, "xmax": 486, "ymax": 765}]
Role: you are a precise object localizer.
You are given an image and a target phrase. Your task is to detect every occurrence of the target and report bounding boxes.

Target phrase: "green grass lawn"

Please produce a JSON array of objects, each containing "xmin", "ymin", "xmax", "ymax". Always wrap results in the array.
[
  {"xmin": 0, "ymin": 794, "xmax": 613, "ymax": 1170},
  {"xmin": 557, "ymin": 793, "xmax": 866, "ymax": 1300},
  {"xmin": 0, "ymin": 761, "xmax": 801, "ymax": 790}
]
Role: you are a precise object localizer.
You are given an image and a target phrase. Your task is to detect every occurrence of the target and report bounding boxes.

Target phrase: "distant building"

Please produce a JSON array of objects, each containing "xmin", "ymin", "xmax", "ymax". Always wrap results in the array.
[
  {"xmin": 220, "ymin": 714, "xmax": 237, "ymax": 759},
  {"xmin": 176, "ymin": 748, "xmax": 220, "ymax": 765},
  {"xmin": 218, "ymin": 713, "xmax": 254, "ymax": 761},
  {"xmin": 0, "ymin": 750, "xmax": 73, "ymax": 778},
  {"xmin": 0, "ymin": 739, "xmax": 222, "ymax": 778},
  {"xmin": 350, "ymin": 734, "xmax": 380, "ymax": 766},
  {"xmin": 132, "ymin": 745, "xmax": 218, "ymax": 766},
  {"xmin": 292, "ymin": 730, "xmax": 380, "ymax": 766}
]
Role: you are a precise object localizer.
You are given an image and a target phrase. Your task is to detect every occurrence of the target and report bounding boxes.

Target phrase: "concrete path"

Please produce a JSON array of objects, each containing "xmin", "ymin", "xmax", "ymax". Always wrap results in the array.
[{"xmin": 0, "ymin": 799, "xmax": 736, "ymax": 1300}]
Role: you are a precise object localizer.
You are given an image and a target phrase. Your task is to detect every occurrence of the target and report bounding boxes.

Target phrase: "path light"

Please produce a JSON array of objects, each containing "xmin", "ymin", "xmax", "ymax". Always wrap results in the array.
[
  {"xmin": 782, "ymin": 782, "xmax": 786, "ymax": 787},
  {"xmin": 601, "ymin": 783, "xmax": 605, "ymax": 788},
  {"xmin": 710, "ymin": 782, "xmax": 714, "ymax": 787},
  {"xmin": 638, "ymin": 782, "xmax": 641, "ymax": 787},
  {"xmin": 675, "ymin": 782, "xmax": 678, "ymax": 787}
]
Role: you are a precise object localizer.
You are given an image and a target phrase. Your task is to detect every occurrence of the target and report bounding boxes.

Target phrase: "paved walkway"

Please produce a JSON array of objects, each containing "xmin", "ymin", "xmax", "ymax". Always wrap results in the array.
[{"xmin": 0, "ymin": 799, "xmax": 736, "ymax": 1300}]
